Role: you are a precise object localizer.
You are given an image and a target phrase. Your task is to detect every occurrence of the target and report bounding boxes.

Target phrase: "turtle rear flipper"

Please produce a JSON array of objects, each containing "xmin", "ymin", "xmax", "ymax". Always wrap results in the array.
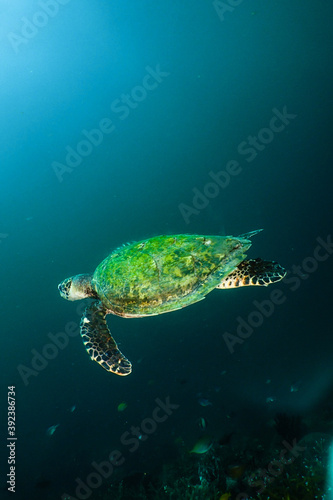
[
  {"xmin": 80, "ymin": 301, "xmax": 132, "ymax": 376},
  {"xmin": 216, "ymin": 258, "xmax": 286, "ymax": 289}
]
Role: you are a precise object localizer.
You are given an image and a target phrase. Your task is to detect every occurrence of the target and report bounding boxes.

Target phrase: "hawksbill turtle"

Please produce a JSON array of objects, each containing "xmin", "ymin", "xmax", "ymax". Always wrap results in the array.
[{"xmin": 58, "ymin": 230, "xmax": 285, "ymax": 376}]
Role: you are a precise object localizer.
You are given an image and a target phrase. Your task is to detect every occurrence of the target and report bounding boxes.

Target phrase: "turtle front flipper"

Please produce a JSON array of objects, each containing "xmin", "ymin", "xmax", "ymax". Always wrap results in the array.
[
  {"xmin": 80, "ymin": 301, "xmax": 132, "ymax": 376},
  {"xmin": 216, "ymin": 258, "xmax": 286, "ymax": 289}
]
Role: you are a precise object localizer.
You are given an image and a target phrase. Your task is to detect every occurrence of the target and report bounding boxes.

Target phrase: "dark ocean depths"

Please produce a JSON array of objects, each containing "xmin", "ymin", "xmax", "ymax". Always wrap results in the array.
[{"xmin": 1, "ymin": 1, "xmax": 333, "ymax": 499}]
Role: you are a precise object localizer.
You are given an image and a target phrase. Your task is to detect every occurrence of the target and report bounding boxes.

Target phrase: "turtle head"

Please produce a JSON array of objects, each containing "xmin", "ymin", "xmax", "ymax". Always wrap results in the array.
[{"xmin": 58, "ymin": 274, "xmax": 96, "ymax": 301}]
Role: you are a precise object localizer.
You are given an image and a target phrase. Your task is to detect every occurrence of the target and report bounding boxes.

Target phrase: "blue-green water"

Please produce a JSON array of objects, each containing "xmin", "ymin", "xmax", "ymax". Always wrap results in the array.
[{"xmin": 1, "ymin": 1, "xmax": 333, "ymax": 499}]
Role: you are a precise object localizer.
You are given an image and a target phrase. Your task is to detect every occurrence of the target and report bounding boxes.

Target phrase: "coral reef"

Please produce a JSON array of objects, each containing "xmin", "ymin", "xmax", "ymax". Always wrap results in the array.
[{"xmin": 95, "ymin": 431, "xmax": 332, "ymax": 499}]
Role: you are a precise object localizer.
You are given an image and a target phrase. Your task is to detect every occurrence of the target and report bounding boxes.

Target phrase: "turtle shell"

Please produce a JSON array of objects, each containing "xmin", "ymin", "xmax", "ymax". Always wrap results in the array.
[{"xmin": 92, "ymin": 234, "xmax": 251, "ymax": 317}]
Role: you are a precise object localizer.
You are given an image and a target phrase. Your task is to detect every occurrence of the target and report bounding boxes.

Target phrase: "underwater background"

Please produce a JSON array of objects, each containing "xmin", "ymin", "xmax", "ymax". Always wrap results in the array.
[{"xmin": 1, "ymin": 1, "xmax": 333, "ymax": 499}]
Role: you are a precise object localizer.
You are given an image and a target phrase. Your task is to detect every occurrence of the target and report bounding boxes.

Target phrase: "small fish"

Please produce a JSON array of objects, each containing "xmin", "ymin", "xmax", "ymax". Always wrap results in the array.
[
  {"xmin": 190, "ymin": 435, "xmax": 213, "ymax": 454},
  {"xmin": 227, "ymin": 464, "xmax": 245, "ymax": 479},
  {"xmin": 226, "ymin": 411, "xmax": 236, "ymax": 420},
  {"xmin": 219, "ymin": 494, "xmax": 231, "ymax": 500},
  {"xmin": 290, "ymin": 380, "xmax": 301, "ymax": 393},
  {"xmin": 266, "ymin": 396, "xmax": 276, "ymax": 403},
  {"xmin": 198, "ymin": 398, "xmax": 212, "ymax": 407},
  {"xmin": 70, "ymin": 405, "xmax": 76, "ymax": 412},
  {"xmin": 197, "ymin": 417, "xmax": 207, "ymax": 430},
  {"xmin": 46, "ymin": 424, "xmax": 59, "ymax": 436},
  {"xmin": 117, "ymin": 402, "xmax": 128, "ymax": 412}
]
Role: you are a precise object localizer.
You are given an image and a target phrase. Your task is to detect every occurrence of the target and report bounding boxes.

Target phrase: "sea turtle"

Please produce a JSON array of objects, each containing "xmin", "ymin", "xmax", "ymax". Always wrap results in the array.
[{"xmin": 58, "ymin": 230, "xmax": 285, "ymax": 376}]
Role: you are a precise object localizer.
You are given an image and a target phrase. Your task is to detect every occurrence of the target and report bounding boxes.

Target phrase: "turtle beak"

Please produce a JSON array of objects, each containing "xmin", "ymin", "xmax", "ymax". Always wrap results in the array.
[{"xmin": 58, "ymin": 279, "xmax": 71, "ymax": 300}]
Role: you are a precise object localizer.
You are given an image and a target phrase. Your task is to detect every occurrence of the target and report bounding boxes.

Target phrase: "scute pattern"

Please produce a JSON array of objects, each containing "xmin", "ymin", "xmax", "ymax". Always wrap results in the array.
[{"xmin": 92, "ymin": 234, "xmax": 249, "ymax": 317}]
